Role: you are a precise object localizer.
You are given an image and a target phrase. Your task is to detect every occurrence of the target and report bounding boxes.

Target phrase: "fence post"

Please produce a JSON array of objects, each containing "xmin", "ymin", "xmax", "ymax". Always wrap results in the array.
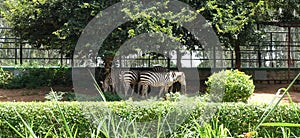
[
  {"xmin": 60, "ymin": 48, "xmax": 63, "ymax": 66},
  {"xmin": 288, "ymin": 26, "xmax": 291, "ymax": 83},
  {"xmin": 19, "ymin": 38, "xmax": 23, "ymax": 65},
  {"xmin": 14, "ymin": 37, "xmax": 18, "ymax": 64}
]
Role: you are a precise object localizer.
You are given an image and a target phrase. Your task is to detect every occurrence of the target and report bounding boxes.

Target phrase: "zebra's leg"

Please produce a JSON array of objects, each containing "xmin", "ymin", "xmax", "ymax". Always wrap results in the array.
[
  {"xmin": 181, "ymin": 81, "xmax": 187, "ymax": 95},
  {"xmin": 123, "ymin": 83, "xmax": 129, "ymax": 97},
  {"xmin": 145, "ymin": 85, "xmax": 150, "ymax": 98},
  {"xmin": 159, "ymin": 87, "xmax": 165, "ymax": 97},
  {"xmin": 137, "ymin": 83, "xmax": 142, "ymax": 95},
  {"xmin": 114, "ymin": 78, "xmax": 121, "ymax": 94},
  {"xmin": 111, "ymin": 80, "xmax": 116, "ymax": 94},
  {"xmin": 169, "ymin": 83, "xmax": 174, "ymax": 93},
  {"xmin": 182, "ymin": 84, "xmax": 187, "ymax": 94},
  {"xmin": 130, "ymin": 84, "xmax": 136, "ymax": 97},
  {"xmin": 142, "ymin": 84, "xmax": 148, "ymax": 98}
]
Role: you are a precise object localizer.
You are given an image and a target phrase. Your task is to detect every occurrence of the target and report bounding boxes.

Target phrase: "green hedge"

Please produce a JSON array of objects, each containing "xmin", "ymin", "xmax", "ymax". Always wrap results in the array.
[
  {"xmin": 0, "ymin": 102, "xmax": 90, "ymax": 137},
  {"xmin": 205, "ymin": 70, "xmax": 255, "ymax": 102},
  {"xmin": 0, "ymin": 67, "xmax": 72, "ymax": 89},
  {"xmin": 0, "ymin": 102, "xmax": 299, "ymax": 137},
  {"xmin": 212, "ymin": 103, "xmax": 300, "ymax": 137}
]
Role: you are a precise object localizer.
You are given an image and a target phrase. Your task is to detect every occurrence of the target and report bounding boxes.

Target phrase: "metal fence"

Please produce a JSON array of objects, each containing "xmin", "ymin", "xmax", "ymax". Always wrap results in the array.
[
  {"xmin": 2, "ymin": 20, "xmax": 300, "ymax": 68},
  {"xmin": 0, "ymin": 27, "xmax": 72, "ymax": 66}
]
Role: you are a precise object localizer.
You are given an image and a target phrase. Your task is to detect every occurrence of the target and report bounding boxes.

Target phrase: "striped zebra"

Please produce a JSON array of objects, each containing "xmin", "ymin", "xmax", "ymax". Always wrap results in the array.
[
  {"xmin": 171, "ymin": 71, "xmax": 186, "ymax": 94},
  {"xmin": 119, "ymin": 70, "xmax": 152, "ymax": 97},
  {"xmin": 102, "ymin": 73, "xmax": 113, "ymax": 92},
  {"xmin": 119, "ymin": 70, "xmax": 140, "ymax": 97},
  {"xmin": 139, "ymin": 71, "xmax": 186, "ymax": 97},
  {"xmin": 102, "ymin": 71, "xmax": 120, "ymax": 93},
  {"xmin": 152, "ymin": 66, "xmax": 169, "ymax": 72},
  {"xmin": 152, "ymin": 66, "xmax": 183, "ymax": 93},
  {"xmin": 152, "ymin": 66, "xmax": 186, "ymax": 94}
]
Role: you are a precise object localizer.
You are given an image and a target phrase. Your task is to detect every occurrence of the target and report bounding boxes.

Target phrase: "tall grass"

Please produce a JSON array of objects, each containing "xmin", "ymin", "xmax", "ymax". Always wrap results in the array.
[
  {"xmin": 5, "ymin": 90, "xmax": 79, "ymax": 138},
  {"xmin": 248, "ymin": 72, "xmax": 300, "ymax": 137},
  {"xmin": 176, "ymin": 117, "xmax": 232, "ymax": 138}
]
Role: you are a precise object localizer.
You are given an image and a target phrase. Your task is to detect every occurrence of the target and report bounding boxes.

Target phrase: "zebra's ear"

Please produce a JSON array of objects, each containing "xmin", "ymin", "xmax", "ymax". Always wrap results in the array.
[{"xmin": 172, "ymin": 72, "xmax": 176, "ymax": 78}]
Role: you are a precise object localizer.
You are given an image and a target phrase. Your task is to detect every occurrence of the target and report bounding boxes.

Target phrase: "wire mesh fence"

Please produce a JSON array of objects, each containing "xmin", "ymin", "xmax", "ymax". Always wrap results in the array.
[{"xmin": 2, "ymin": 21, "xmax": 300, "ymax": 68}]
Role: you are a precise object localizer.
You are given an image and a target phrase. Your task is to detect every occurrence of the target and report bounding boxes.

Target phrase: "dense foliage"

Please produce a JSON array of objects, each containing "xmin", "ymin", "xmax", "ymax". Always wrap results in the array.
[
  {"xmin": 0, "ymin": 68, "xmax": 13, "ymax": 87},
  {"xmin": 0, "ymin": 102, "xmax": 299, "ymax": 137},
  {"xmin": 1, "ymin": 0, "xmax": 284, "ymax": 69},
  {"xmin": 205, "ymin": 69, "xmax": 255, "ymax": 102},
  {"xmin": 0, "ymin": 102, "xmax": 90, "ymax": 137},
  {"xmin": 0, "ymin": 67, "xmax": 72, "ymax": 89},
  {"xmin": 0, "ymin": 0, "xmax": 201, "ymax": 70}
]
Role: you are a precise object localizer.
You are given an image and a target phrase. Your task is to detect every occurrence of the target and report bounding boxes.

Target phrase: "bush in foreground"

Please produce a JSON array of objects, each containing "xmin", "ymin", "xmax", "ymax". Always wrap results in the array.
[{"xmin": 0, "ymin": 102, "xmax": 300, "ymax": 137}]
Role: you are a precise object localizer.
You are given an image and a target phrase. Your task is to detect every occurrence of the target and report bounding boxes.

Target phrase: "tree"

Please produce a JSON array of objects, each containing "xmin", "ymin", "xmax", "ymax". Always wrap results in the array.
[
  {"xmin": 1, "ymin": 0, "xmax": 119, "ymax": 56},
  {"xmin": 261, "ymin": 1, "xmax": 300, "ymax": 23},
  {"xmin": 4, "ymin": 0, "xmax": 291, "ymax": 70},
  {"xmin": 197, "ymin": 0, "xmax": 265, "ymax": 69},
  {"xmin": 1, "ymin": 0, "xmax": 202, "ymax": 70}
]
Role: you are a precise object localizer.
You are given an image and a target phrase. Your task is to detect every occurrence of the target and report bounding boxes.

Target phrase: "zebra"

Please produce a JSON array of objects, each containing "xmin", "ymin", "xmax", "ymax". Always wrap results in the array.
[
  {"xmin": 101, "ymin": 69, "xmax": 122, "ymax": 93},
  {"xmin": 139, "ymin": 71, "xmax": 186, "ymax": 97},
  {"xmin": 152, "ymin": 66, "xmax": 169, "ymax": 72},
  {"xmin": 119, "ymin": 70, "xmax": 152, "ymax": 97},
  {"xmin": 152, "ymin": 66, "xmax": 186, "ymax": 94},
  {"xmin": 119, "ymin": 70, "xmax": 140, "ymax": 97},
  {"xmin": 170, "ymin": 71, "xmax": 186, "ymax": 94},
  {"xmin": 102, "ymin": 73, "xmax": 113, "ymax": 92}
]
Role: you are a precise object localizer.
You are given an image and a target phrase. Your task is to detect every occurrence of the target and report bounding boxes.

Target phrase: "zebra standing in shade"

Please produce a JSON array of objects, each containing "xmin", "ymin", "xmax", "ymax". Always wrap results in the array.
[
  {"xmin": 102, "ymin": 72, "xmax": 113, "ymax": 92},
  {"xmin": 102, "ymin": 70, "xmax": 121, "ymax": 93},
  {"xmin": 152, "ymin": 66, "xmax": 169, "ymax": 72},
  {"xmin": 151, "ymin": 66, "xmax": 186, "ymax": 94},
  {"xmin": 139, "ymin": 71, "xmax": 186, "ymax": 97},
  {"xmin": 118, "ymin": 66, "xmax": 166, "ymax": 97},
  {"xmin": 119, "ymin": 70, "xmax": 140, "ymax": 97}
]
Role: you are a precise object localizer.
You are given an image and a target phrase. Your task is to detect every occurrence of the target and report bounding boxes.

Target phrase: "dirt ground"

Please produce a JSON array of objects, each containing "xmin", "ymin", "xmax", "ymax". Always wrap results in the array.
[
  {"xmin": 249, "ymin": 83, "xmax": 300, "ymax": 104},
  {"xmin": 0, "ymin": 84, "xmax": 299, "ymax": 103},
  {"xmin": 0, "ymin": 86, "xmax": 72, "ymax": 102}
]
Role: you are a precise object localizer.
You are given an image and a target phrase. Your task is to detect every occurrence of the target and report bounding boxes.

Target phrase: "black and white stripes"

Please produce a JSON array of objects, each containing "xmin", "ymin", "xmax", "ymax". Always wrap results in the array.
[
  {"xmin": 119, "ymin": 70, "xmax": 140, "ymax": 97},
  {"xmin": 104, "ymin": 67, "xmax": 187, "ymax": 98},
  {"xmin": 139, "ymin": 71, "xmax": 178, "ymax": 97}
]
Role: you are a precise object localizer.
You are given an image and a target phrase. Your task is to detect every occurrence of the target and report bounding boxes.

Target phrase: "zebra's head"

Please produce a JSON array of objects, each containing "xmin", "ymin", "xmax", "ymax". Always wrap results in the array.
[{"xmin": 169, "ymin": 71, "xmax": 186, "ymax": 85}]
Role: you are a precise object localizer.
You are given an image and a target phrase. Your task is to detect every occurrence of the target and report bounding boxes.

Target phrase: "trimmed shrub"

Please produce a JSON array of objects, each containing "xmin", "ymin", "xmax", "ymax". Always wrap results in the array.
[
  {"xmin": 2, "ymin": 66, "xmax": 72, "ymax": 89},
  {"xmin": 0, "ymin": 102, "xmax": 300, "ymax": 137},
  {"xmin": 0, "ymin": 68, "xmax": 13, "ymax": 88},
  {"xmin": 205, "ymin": 69, "xmax": 255, "ymax": 102},
  {"xmin": 0, "ymin": 102, "xmax": 90, "ymax": 137}
]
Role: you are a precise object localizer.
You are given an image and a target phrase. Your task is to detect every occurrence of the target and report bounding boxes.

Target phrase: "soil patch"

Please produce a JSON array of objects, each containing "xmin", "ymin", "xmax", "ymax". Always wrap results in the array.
[
  {"xmin": 249, "ymin": 84, "xmax": 300, "ymax": 104},
  {"xmin": 0, "ymin": 84, "xmax": 299, "ymax": 103},
  {"xmin": 0, "ymin": 86, "xmax": 72, "ymax": 102}
]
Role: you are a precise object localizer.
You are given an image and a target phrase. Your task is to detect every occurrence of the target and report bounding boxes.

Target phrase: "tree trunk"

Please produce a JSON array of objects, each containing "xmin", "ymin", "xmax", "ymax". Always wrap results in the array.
[
  {"xmin": 234, "ymin": 39, "xmax": 241, "ymax": 70},
  {"xmin": 176, "ymin": 48, "xmax": 182, "ymax": 70},
  {"xmin": 103, "ymin": 56, "xmax": 114, "ymax": 80}
]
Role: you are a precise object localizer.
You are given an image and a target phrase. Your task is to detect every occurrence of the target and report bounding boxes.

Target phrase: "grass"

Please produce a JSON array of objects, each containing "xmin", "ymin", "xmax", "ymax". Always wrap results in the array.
[{"xmin": 249, "ymin": 72, "xmax": 300, "ymax": 137}]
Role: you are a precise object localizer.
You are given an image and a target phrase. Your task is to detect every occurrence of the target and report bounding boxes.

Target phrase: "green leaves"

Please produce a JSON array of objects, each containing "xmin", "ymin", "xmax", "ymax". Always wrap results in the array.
[
  {"xmin": 200, "ymin": 0, "xmax": 264, "ymax": 36},
  {"xmin": 261, "ymin": 123, "xmax": 300, "ymax": 127},
  {"xmin": 0, "ymin": 68, "xmax": 13, "ymax": 87},
  {"xmin": 0, "ymin": 101, "xmax": 300, "ymax": 137},
  {"xmin": 1, "ymin": 0, "xmax": 120, "ymax": 56},
  {"xmin": 205, "ymin": 70, "xmax": 255, "ymax": 102},
  {"xmin": 0, "ymin": 67, "xmax": 71, "ymax": 89},
  {"xmin": 263, "ymin": 0, "xmax": 300, "ymax": 22},
  {"xmin": 120, "ymin": 0, "xmax": 198, "ymax": 49}
]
